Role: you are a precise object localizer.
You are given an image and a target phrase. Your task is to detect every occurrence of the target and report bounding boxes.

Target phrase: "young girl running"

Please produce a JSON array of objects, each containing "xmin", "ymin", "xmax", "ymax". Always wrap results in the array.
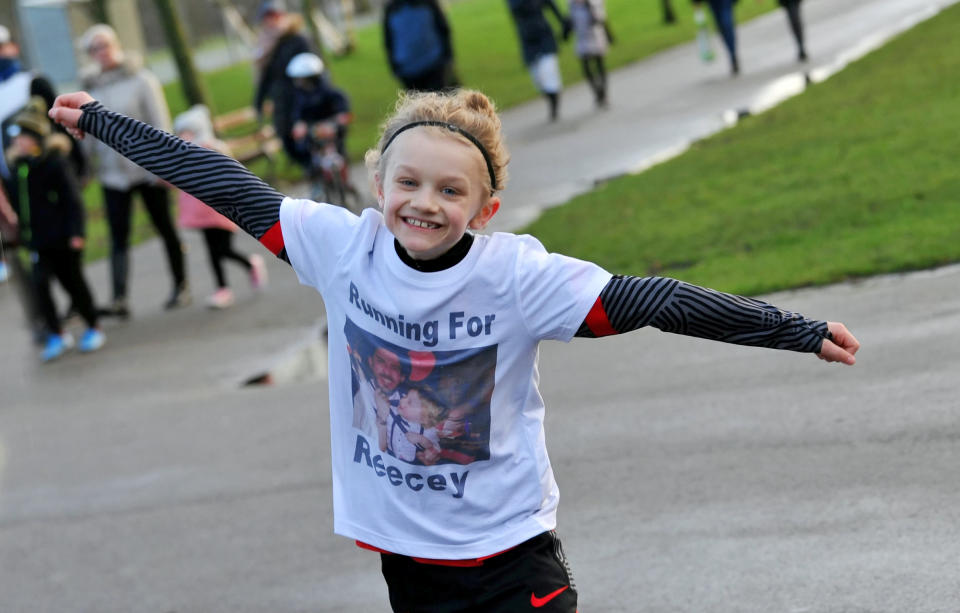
[
  {"xmin": 172, "ymin": 105, "xmax": 267, "ymax": 309},
  {"xmin": 50, "ymin": 88, "xmax": 859, "ymax": 612}
]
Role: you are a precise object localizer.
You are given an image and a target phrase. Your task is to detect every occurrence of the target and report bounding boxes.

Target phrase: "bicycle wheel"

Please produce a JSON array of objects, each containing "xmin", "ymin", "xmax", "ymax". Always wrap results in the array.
[{"xmin": 323, "ymin": 170, "xmax": 348, "ymax": 209}]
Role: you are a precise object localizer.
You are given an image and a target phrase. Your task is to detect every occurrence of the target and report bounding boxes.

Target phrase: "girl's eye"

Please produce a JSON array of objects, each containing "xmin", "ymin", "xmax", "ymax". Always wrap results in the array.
[
  {"xmin": 441, "ymin": 186, "xmax": 460, "ymax": 196},
  {"xmin": 398, "ymin": 178, "xmax": 416, "ymax": 187}
]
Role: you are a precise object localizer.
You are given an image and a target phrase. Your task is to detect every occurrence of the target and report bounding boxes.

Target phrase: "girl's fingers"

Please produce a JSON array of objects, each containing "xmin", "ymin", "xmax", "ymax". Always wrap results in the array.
[
  {"xmin": 817, "ymin": 338, "xmax": 856, "ymax": 365},
  {"xmin": 52, "ymin": 91, "xmax": 96, "ymax": 111},
  {"xmin": 48, "ymin": 91, "xmax": 97, "ymax": 133},
  {"xmin": 48, "ymin": 106, "xmax": 83, "ymax": 131}
]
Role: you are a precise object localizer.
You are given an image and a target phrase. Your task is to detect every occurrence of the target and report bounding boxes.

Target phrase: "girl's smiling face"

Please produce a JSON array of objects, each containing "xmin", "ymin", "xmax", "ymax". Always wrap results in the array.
[{"xmin": 376, "ymin": 128, "xmax": 499, "ymax": 261}]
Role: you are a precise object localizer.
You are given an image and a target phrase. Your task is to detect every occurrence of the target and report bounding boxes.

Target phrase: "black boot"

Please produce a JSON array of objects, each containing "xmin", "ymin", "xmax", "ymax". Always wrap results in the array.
[
  {"xmin": 546, "ymin": 92, "xmax": 559, "ymax": 122},
  {"xmin": 108, "ymin": 297, "xmax": 130, "ymax": 319},
  {"xmin": 110, "ymin": 250, "xmax": 129, "ymax": 308},
  {"xmin": 164, "ymin": 282, "xmax": 192, "ymax": 310}
]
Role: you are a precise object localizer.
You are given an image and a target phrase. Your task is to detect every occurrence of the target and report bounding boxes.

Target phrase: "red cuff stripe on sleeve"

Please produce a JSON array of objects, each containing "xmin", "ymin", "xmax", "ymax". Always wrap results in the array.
[
  {"xmin": 585, "ymin": 296, "xmax": 618, "ymax": 337},
  {"xmin": 259, "ymin": 221, "xmax": 285, "ymax": 255}
]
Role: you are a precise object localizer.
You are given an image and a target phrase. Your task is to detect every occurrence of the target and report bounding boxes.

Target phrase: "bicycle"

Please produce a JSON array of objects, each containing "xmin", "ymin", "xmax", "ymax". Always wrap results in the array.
[{"xmin": 302, "ymin": 118, "xmax": 361, "ymax": 214}]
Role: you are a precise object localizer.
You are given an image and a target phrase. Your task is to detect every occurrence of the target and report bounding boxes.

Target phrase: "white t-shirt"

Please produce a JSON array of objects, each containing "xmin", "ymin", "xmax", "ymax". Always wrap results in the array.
[{"xmin": 280, "ymin": 198, "xmax": 611, "ymax": 559}]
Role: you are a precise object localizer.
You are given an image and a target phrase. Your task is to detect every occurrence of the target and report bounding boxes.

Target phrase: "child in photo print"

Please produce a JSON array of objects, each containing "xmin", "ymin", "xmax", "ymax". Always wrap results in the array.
[{"xmin": 345, "ymin": 317, "xmax": 495, "ymax": 466}]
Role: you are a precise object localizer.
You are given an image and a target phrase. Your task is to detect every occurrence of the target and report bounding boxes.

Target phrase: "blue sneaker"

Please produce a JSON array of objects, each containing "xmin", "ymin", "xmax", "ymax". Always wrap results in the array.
[
  {"xmin": 41, "ymin": 332, "xmax": 74, "ymax": 362},
  {"xmin": 79, "ymin": 328, "xmax": 106, "ymax": 353},
  {"xmin": 0, "ymin": 260, "xmax": 8, "ymax": 283}
]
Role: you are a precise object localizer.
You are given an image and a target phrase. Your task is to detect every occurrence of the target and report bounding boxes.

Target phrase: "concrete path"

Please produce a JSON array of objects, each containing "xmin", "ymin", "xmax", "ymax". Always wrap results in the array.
[{"xmin": 2, "ymin": 1, "xmax": 958, "ymax": 611}]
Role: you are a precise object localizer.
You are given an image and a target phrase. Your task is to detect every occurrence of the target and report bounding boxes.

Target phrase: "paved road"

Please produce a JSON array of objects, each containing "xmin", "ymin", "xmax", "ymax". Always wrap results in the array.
[{"xmin": 2, "ymin": 1, "xmax": 959, "ymax": 611}]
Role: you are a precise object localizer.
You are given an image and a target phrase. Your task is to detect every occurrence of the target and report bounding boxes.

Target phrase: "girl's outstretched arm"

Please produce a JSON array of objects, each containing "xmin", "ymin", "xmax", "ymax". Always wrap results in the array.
[
  {"xmin": 50, "ymin": 92, "xmax": 289, "ymax": 263},
  {"xmin": 575, "ymin": 275, "xmax": 859, "ymax": 365}
]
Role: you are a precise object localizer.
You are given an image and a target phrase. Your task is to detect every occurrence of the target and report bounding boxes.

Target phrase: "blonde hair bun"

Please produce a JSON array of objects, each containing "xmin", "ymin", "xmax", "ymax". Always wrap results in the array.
[{"xmin": 365, "ymin": 89, "xmax": 510, "ymax": 195}]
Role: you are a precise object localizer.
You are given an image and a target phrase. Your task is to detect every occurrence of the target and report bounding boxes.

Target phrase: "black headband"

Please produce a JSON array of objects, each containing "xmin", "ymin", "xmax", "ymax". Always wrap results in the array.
[{"xmin": 381, "ymin": 120, "xmax": 498, "ymax": 191}]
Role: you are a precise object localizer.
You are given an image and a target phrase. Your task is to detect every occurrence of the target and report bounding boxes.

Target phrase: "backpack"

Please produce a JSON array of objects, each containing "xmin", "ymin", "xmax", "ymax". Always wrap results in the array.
[{"xmin": 387, "ymin": 4, "xmax": 445, "ymax": 78}]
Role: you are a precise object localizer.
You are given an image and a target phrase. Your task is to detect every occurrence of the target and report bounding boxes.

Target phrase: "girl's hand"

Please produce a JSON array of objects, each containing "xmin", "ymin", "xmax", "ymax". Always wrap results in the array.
[
  {"xmin": 69, "ymin": 236, "xmax": 85, "ymax": 250},
  {"xmin": 48, "ymin": 92, "xmax": 97, "ymax": 139},
  {"xmin": 817, "ymin": 322, "xmax": 860, "ymax": 365}
]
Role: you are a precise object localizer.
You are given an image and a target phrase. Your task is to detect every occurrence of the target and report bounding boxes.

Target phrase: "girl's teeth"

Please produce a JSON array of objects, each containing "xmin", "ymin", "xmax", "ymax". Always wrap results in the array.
[{"xmin": 407, "ymin": 218, "xmax": 438, "ymax": 229}]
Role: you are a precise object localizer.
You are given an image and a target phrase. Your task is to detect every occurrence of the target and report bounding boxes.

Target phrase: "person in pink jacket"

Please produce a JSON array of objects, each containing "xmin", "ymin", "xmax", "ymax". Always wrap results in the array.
[{"xmin": 173, "ymin": 106, "xmax": 267, "ymax": 309}]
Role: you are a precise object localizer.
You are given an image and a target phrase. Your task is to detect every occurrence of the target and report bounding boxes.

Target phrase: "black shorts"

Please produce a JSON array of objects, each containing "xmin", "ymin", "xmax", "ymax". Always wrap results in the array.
[{"xmin": 380, "ymin": 531, "xmax": 578, "ymax": 613}]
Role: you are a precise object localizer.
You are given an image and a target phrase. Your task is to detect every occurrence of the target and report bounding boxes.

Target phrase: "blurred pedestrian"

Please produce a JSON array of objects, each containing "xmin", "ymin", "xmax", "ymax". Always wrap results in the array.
[
  {"xmin": 507, "ymin": 0, "xmax": 571, "ymax": 122},
  {"xmin": 79, "ymin": 24, "xmax": 189, "ymax": 317},
  {"xmin": 568, "ymin": 0, "xmax": 612, "ymax": 108},
  {"xmin": 1, "ymin": 24, "xmax": 87, "ymax": 182},
  {"xmin": 662, "ymin": 0, "xmax": 677, "ymax": 24},
  {"xmin": 3, "ymin": 97, "xmax": 104, "ymax": 361},
  {"xmin": 0, "ymin": 208, "xmax": 8, "ymax": 283},
  {"xmin": 692, "ymin": 0, "xmax": 740, "ymax": 75},
  {"xmin": 693, "ymin": 0, "xmax": 715, "ymax": 62},
  {"xmin": 252, "ymin": 0, "xmax": 313, "ymax": 165},
  {"xmin": 1, "ymin": 168, "xmax": 45, "ymax": 343},
  {"xmin": 1, "ymin": 24, "xmax": 56, "ymax": 185},
  {"xmin": 778, "ymin": 0, "xmax": 807, "ymax": 62},
  {"xmin": 172, "ymin": 106, "xmax": 268, "ymax": 310},
  {"xmin": 0, "ymin": 185, "xmax": 13, "ymax": 283},
  {"xmin": 1, "ymin": 23, "xmax": 86, "ymax": 331},
  {"xmin": 382, "ymin": 0, "xmax": 457, "ymax": 92}
]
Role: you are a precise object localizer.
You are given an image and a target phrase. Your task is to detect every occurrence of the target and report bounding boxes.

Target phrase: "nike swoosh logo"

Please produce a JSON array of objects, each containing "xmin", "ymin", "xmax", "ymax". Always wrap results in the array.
[{"xmin": 530, "ymin": 585, "xmax": 569, "ymax": 608}]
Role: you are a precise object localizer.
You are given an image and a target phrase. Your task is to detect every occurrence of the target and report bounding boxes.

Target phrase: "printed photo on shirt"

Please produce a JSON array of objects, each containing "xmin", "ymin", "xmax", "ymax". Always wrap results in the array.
[{"xmin": 345, "ymin": 317, "xmax": 495, "ymax": 466}]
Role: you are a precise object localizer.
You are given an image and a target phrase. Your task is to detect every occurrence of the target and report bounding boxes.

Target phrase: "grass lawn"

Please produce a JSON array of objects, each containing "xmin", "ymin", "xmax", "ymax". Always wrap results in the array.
[{"xmin": 524, "ymin": 2, "xmax": 960, "ymax": 297}]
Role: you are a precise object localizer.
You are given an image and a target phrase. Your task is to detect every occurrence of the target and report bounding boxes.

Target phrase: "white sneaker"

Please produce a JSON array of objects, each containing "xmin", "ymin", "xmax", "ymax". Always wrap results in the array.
[{"xmin": 206, "ymin": 288, "xmax": 235, "ymax": 309}]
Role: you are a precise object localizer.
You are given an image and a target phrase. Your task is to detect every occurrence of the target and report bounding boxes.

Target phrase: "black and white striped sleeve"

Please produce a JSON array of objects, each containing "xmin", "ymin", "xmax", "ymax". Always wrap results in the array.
[
  {"xmin": 77, "ymin": 101, "xmax": 289, "ymax": 261},
  {"xmin": 575, "ymin": 275, "xmax": 830, "ymax": 353}
]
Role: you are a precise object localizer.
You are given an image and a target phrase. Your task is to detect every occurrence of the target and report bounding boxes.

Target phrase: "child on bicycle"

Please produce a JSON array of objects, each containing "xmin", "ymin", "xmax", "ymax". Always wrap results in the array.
[
  {"xmin": 50, "ymin": 88, "xmax": 859, "ymax": 612},
  {"xmin": 284, "ymin": 52, "xmax": 351, "ymax": 168}
]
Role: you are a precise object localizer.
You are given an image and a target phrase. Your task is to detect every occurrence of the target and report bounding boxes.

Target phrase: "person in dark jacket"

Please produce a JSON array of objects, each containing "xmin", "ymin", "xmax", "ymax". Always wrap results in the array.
[
  {"xmin": 0, "ymin": 25, "xmax": 86, "ymax": 184},
  {"xmin": 252, "ymin": 0, "xmax": 313, "ymax": 163},
  {"xmin": 1, "ymin": 24, "xmax": 87, "ymax": 295},
  {"xmin": 382, "ymin": 0, "xmax": 457, "ymax": 92},
  {"xmin": 507, "ymin": 0, "xmax": 570, "ymax": 122},
  {"xmin": 692, "ymin": 0, "xmax": 740, "ymax": 75},
  {"xmin": 778, "ymin": 0, "xmax": 807, "ymax": 62},
  {"xmin": 3, "ymin": 97, "xmax": 104, "ymax": 361}
]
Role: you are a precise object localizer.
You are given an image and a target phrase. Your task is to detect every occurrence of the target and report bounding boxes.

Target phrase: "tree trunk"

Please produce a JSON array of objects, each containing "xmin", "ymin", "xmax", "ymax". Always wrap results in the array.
[
  {"xmin": 90, "ymin": 0, "xmax": 110, "ymax": 24},
  {"xmin": 154, "ymin": 0, "xmax": 210, "ymax": 108}
]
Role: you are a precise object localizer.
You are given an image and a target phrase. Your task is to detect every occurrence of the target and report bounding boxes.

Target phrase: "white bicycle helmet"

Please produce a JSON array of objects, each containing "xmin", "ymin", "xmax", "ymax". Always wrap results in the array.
[{"xmin": 286, "ymin": 52, "xmax": 325, "ymax": 78}]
